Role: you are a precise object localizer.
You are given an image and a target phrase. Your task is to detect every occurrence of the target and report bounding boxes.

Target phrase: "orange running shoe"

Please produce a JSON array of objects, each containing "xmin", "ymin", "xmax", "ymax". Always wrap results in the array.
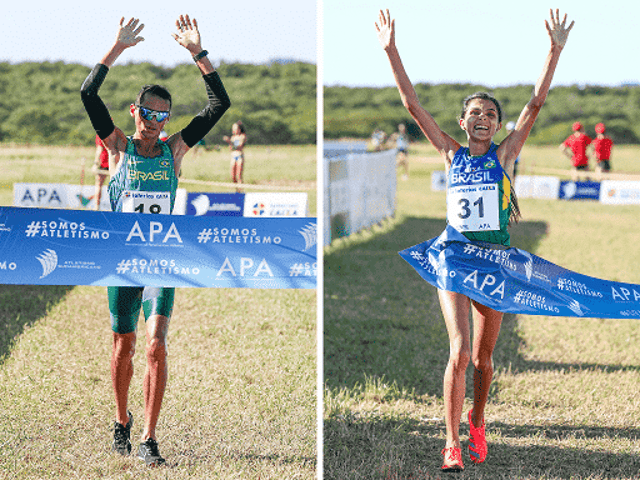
[
  {"xmin": 441, "ymin": 446, "xmax": 464, "ymax": 472},
  {"xmin": 468, "ymin": 409, "xmax": 487, "ymax": 464}
]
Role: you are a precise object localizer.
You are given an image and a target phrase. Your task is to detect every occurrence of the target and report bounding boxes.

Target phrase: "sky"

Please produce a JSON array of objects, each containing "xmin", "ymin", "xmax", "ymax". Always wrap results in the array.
[
  {"xmin": 1, "ymin": 0, "xmax": 317, "ymax": 67},
  {"xmin": 323, "ymin": 0, "xmax": 640, "ymax": 88}
]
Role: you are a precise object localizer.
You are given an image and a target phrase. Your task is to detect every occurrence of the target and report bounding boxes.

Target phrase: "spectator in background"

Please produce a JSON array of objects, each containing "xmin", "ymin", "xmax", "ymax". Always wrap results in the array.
[
  {"xmin": 560, "ymin": 121, "xmax": 591, "ymax": 181},
  {"xmin": 371, "ymin": 128, "xmax": 387, "ymax": 151},
  {"xmin": 93, "ymin": 134, "xmax": 110, "ymax": 210},
  {"xmin": 223, "ymin": 121, "xmax": 247, "ymax": 192},
  {"xmin": 591, "ymin": 122, "xmax": 613, "ymax": 179},
  {"xmin": 389, "ymin": 123, "xmax": 409, "ymax": 180}
]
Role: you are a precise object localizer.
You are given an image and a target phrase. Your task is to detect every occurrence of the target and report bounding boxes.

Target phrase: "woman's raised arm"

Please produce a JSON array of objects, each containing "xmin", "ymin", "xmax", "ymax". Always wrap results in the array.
[
  {"xmin": 376, "ymin": 9, "xmax": 459, "ymax": 162},
  {"xmin": 499, "ymin": 9, "xmax": 574, "ymax": 170}
]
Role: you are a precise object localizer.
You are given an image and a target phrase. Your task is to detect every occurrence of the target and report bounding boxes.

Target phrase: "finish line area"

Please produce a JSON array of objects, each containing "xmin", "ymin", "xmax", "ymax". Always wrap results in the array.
[{"xmin": 0, "ymin": 206, "xmax": 317, "ymax": 289}]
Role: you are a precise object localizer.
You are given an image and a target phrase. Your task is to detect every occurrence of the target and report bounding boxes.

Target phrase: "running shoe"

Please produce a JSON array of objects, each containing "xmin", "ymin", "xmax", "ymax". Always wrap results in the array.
[
  {"xmin": 112, "ymin": 411, "xmax": 133, "ymax": 456},
  {"xmin": 138, "ymin": 438, "xmax": 166, "ymax": 466},
  {"xmin": 441, "ymin": 446, "xmax": 464, "ymax": 472},
  {"xmin": 468, "ymin": 409, "xmax": 487, "ymax": 464}
]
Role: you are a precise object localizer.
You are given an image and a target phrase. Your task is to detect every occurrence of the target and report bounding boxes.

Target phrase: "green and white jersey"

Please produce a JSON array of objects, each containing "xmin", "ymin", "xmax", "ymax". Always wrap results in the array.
[{"xmin": 108, "ymin": 137, "xmax": 178, "ymax": 214}]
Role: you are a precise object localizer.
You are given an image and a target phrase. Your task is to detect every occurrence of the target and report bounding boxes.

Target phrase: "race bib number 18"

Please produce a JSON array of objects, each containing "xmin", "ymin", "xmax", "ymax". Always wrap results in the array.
[
  {"xmin": 447, "ymin": 183, "xmax": 499, "ymax": 231},
  {"xmin": 122, "ymin": 191, "xmax": 170, "ymax": 215}
]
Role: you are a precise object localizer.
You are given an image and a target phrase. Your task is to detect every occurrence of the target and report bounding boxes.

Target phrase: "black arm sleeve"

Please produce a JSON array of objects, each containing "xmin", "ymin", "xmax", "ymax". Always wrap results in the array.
[
  {"xmin": 180, "ymin": 72, "xmax": 231, "ymax": 148},
  {"xmin": 80, "ymin": 64, "xmax": 116, "ymax": 140}
]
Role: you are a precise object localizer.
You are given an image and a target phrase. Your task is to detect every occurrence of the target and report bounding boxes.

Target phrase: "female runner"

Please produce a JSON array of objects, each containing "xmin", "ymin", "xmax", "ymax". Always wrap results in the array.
[
  {"xmin": 223, "ymin": 121, "xmax": 247, "ymax": 191},
  {"xmin": 376, "ymin": 8, "xmax": 573, "ymax": 472}
]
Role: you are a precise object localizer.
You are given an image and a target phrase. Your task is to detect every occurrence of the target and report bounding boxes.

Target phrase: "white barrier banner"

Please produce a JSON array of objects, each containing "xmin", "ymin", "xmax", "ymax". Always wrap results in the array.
[
  {"xmin": 14, "ymin": 183, "xmax": 187, "ymax": 214},
  {"xmin": 323, "ymin": 148, "xmax": 396, "ymax": 244},
  {"xmin": 514, "ymin": 175, "xmax": 561, "ymax": 199},
  {"xmin": 599, "ymin": 180, "xmax": 640, "ymax": 205},
  {"xmin": 243, "ymin": 192, "xmax": 308, "ymax": 217}
]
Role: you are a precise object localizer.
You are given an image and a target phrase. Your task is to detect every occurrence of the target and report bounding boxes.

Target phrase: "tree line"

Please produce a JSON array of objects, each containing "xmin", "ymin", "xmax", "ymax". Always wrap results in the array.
[
  {"xmin": 324, "ymin": 82, "xmax": 640, "ymax": 145},
  {"xmin": 0, "ymin": 61, "xmax": 316, "ymax": 146}
]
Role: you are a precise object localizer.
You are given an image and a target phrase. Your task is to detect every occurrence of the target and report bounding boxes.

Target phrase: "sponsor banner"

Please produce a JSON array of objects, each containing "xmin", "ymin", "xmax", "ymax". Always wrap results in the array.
[
  {"xmin": 514, "ymin": 175, "xmax": 560, "ymax": 199},
  {"xmin": 559, "ymin": 181, "xmax": 601, "ymax": 200},
  {"xmin": 186, "ymin": 192, "xmax": 244, "ymax": 216},
  {"xmin": 14, "ymin": 183, "xmax": 111, "ymax": 211},
  {"xmin": 599, "ymin": 180, "xmax": 640, "ymax": 205},
  {"xmin": 243, "ymin": 192, "xmax": 308, "ymax": 217},
  {"xmin": 0, "ymin": 206, "xmax": 317, "ymax": 289},
  {"xmin": 399, "ymin": 225, "xmax": 640, "ymax": 319},
  {"xmin": 14, "ymin": 183, "xmax": 187, "ymax": 214}
]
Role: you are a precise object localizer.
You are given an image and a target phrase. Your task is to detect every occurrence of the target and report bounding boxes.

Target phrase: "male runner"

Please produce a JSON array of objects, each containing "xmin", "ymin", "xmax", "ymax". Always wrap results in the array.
[{"xmin": 80, "ymin": 15, "xmax": 230, "ymax": 466}]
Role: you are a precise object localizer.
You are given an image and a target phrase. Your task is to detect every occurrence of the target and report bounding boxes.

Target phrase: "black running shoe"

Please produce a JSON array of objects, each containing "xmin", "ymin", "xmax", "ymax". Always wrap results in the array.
[
  {"xmin": 138, "ymin": 438, "xmax": 166, "ymax": 466},
  {"xmin": 112, "ymin": 411, "xmax": 133, "ymax": 456}
]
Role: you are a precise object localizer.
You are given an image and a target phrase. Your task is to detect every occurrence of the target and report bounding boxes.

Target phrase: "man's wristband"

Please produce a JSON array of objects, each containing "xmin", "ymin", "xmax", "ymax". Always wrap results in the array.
[{"xmin": 193, "ymin": 50, "xmax": 208, "ymax": 62}]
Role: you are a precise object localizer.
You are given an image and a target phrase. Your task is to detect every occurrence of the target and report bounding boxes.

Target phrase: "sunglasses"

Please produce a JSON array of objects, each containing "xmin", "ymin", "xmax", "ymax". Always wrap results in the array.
[{"xmin": 136, "ymin": 105, "xmax": 170, "ymax": 122}]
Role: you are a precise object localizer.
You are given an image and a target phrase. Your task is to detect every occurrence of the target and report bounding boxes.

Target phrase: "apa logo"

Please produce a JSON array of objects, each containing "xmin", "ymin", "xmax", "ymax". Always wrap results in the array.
[
  {"xmin": 126, "ymin": 221, "xmax": 183, "ymax": 244},
  {"xmin": 252, "ymin": 203, "xmax": 265, "ymax": 216},
  {"xmin": 611, "ymin": 286, "xmax": 640, "ymax": 302},
  {"xmin": 21, "ymin": 188, "xmax": 63, "ymax": 206},
  {"xmin": 216, "ymin": 257, "xmax": 274, "ymax": 277},
  {"xmin": 37, "ymin": 249, "xmax": 58, "ymax": 278},
  {"xmin": 463, "ymin": 269, "xmax": 505, "ymax": 299}
]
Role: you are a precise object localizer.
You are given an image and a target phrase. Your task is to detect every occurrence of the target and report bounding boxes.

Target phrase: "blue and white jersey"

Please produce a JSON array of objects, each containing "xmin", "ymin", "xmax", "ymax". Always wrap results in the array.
[{"xmin": 446, "ymin": 142, "xmax": 512, "ymax": 245}]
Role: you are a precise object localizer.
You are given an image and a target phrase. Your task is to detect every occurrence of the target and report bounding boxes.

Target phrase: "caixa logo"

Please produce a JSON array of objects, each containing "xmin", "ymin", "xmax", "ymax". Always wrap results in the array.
[
  {"xmin": 126, "ymin": 220, "xmax": 183, "ymax": 244},
  {"xmin": 0, "ymin": 260, "xmax": 17, "ymax": 271}
]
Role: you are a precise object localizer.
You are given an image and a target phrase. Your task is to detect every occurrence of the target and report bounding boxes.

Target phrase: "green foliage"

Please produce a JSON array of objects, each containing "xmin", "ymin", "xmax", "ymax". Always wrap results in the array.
[
  {"xmin": 0, "ymin": 60, "xmax": 316, "ymax": 146},
  {"xmin": 325, "ymin": 82, "xmax": 640, "ymax": 145}
]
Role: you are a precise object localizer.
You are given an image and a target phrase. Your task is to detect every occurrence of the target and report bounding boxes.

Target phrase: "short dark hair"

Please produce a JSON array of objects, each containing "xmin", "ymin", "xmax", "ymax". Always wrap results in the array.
[
  {"xmin": 136, "ymin": 85, "xmax": 172, "ymax": 110},
  {"xmin": 460, "ymin": 92, "xmax": 502, "ymax": 124}
]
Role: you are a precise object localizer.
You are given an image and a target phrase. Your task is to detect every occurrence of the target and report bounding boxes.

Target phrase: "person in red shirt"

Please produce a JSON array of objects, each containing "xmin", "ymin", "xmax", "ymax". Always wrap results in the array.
[
  {"xmin": 560, "ymin": 121, "xmax": 592, "ymax": 180},
  {"xmin": 590, "ymin": 122, "xmax": 613, "ymax": 179},
  {"xmin": 93, "ymin": 134, "xmax": 110, "ymax": 210}
]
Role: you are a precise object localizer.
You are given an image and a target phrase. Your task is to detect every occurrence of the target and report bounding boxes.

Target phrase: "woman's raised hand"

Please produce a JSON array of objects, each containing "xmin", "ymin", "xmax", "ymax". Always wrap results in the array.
[
  {"xmin": 375, "ymin": 9, "xmax": 396, "ymax": 51},
  {"xmin": 545, "ymin": 9, "xmax": 574, "ymax": 50}
]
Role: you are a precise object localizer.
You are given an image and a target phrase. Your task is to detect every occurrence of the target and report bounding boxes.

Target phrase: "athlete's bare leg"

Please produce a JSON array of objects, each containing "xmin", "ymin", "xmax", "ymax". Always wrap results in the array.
[
  {"xmin": 112, "ymin": 331, "xmax": 136, "ymax": 426},
  {"xmin": 470, "ymin": 300, "xmax": 503, "ymax": 427},
  {"xmin": 438, "ymin": 289, "xmax": 471, "ymax": 450},
  {"xmin": 141, "ymin": 314, "xmax": 170, "ymax": 441}
]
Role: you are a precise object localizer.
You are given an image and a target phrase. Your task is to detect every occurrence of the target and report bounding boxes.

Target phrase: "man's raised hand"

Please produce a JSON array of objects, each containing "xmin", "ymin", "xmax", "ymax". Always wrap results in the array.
[{"xmin": 115, "ymin": 17, "xmax": 145, "ymax": 49}]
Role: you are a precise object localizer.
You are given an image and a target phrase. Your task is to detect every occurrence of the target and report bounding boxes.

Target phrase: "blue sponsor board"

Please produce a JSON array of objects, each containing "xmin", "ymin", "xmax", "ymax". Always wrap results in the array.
[
  {"xmin": 0, "ymin": 207, "xmax": 317, "ymax": 289},
  {"xmin": 186, "ymin": 192, "xmax": 244, "ymax": 216},
  {"xmin": 399, "ymin": 225, "xmax": 640, "ymax": 319},
  {"xmin": 558, "ymin": 181, "xmax": 601, "ymax": 200}
]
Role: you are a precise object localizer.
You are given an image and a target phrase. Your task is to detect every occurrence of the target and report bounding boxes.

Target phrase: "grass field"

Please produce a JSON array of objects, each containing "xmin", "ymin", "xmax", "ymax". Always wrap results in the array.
[
  {"xmin": 0, "ymin": 143, "xmax": 317, "ymax": 214},
  {"xmin": 0, "ymin": 143, "xmax": 317, "ymax": 479},
  {"xmin": 324, "ymin": 142, "xmax": 640, "ymax": 480}
]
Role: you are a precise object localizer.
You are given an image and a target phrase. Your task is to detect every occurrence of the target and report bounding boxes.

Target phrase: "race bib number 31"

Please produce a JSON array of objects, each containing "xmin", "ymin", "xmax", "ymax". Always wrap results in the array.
[
  {"xmin": 122, "ymin": 191, "xmax": 170, "ymax": 215},
  {"xmin": 447, "ymin": 183, "xmax": 499, "ymax": 231}
]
